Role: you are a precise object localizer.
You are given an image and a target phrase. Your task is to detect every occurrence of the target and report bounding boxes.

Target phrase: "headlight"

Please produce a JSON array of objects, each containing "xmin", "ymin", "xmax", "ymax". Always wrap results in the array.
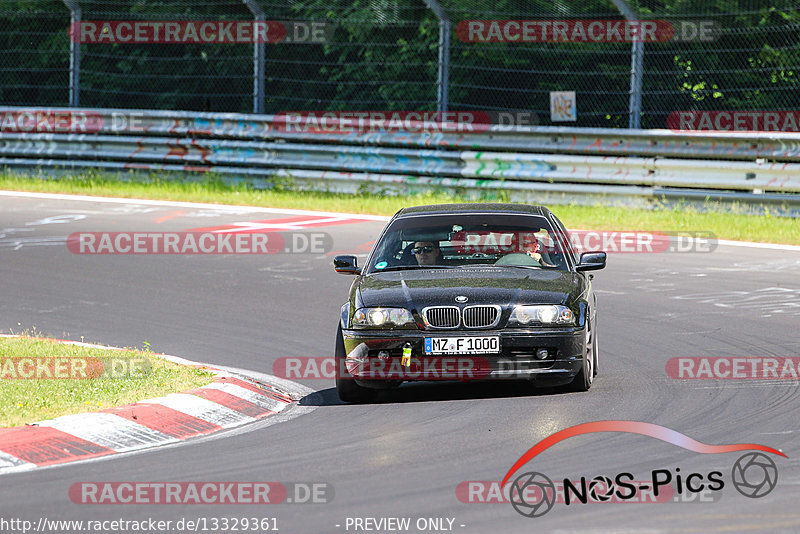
[
  {"xmin": 352, "ymin": 307, "xmax": 415, "ymax": 328},
  {"xmin": 509, "ymin": 305, "xmax": 575, "ymax": 326}
]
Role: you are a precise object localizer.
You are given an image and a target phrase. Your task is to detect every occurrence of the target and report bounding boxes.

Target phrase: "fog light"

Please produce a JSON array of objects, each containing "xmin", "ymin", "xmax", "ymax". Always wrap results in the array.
[
  {"xmin": 377, "ymin": 350, "xmax": 390, "ymax": 360},
  {"xmin": 535, "ymin": 348, "xmax": 549, "ymax": 360}
]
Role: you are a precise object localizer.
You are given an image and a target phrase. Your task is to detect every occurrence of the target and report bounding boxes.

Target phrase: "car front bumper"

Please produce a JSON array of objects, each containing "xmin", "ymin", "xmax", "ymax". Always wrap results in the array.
[{"xmin": 341, "ymin": 327, "xmax": 585, "ymax": 388}]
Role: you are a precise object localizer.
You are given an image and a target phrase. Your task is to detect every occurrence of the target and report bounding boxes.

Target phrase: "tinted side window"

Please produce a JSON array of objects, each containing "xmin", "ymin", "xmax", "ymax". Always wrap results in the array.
[{"xmin": 549, "ymin": 214, "xmax": 578, "ymax": 266}]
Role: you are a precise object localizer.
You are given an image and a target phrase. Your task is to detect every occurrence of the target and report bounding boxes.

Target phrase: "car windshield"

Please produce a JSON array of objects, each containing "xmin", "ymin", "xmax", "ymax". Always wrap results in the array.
[{"xmin": 365, "ymin": 213, "xmax": 572, "ymax": 274}]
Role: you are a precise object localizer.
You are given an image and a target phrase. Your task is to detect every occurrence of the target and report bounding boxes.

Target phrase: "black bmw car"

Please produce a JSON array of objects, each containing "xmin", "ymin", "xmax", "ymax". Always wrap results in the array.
[{"xmin": 333, "ymin": 203, "xmax": 606, "ymax": 402}]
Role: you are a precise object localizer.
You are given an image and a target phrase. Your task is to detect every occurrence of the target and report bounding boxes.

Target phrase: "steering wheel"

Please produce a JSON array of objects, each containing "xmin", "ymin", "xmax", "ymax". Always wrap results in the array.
[{"xmin": 494, "ymin": 253, "xmax": 542, "ymax": 266}]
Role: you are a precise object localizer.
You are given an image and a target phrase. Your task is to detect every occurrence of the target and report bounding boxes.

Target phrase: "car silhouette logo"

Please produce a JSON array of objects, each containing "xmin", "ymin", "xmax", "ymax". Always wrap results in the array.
[{"xmin": 455, "ymin": 296, "xmax": 468, "ymax": 303}]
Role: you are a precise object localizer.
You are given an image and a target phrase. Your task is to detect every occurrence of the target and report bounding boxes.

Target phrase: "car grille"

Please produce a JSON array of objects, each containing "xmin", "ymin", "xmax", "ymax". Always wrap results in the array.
[
  {"xmin": 462, "ymin": 305, "xmax": 501, "ymax": 328},
  {"xmin": 422, "ymin": 305, "xmax": 501, "ymax": 329},
  {"xmin": 422, "ymin": 306, "xmax": 460, "ymax": 328}
]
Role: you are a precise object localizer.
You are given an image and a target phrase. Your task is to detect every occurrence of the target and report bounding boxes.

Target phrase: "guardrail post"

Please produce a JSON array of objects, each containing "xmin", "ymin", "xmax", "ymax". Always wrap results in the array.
[
  {"xmin": 62, "ymin": 0, "xmax": 81, "ymax": 107},
  {"xmin": 423, "ymin": 0, "xmax": 450, "ymax": 114},
  {"xmin": 629, "ymin": 40, "xmax": 644, "ymax": 129},
  {"xmin": 242, "ymin": 0, "xmax": 266, "ymax": 114},
  {"xmin": 610, "ymin": 0, "xmax": 643, "ymax": 129}
]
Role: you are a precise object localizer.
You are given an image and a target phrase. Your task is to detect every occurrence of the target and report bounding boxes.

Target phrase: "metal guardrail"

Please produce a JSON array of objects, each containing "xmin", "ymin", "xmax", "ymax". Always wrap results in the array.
[
  {"xmin": 6, "ymin": 107, "xmax": 800, "ymax": 160},
  {"xmin": 1, "ymin": 106, "xmax": 799, "ymax": 215}
]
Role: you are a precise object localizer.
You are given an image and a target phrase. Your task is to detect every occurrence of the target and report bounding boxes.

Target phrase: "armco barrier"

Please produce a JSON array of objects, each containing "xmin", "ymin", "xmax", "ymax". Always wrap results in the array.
[
  {"xmin": 1, "ymin": 107, "xmax": 799, "ymax": 214},
  {"xmin": 5, "ymin": 107, "xmax": 800, "ymax": 161}
]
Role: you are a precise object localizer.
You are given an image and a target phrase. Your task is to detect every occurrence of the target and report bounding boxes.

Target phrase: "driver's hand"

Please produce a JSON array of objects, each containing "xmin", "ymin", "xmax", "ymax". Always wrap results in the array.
[
  {"xmin": 526, "ymin": 251, "xmax": 543, "ymax": 262},
  {"xmin": 527, "ymin": 250, "xmax": 556, "ymax": 267}
]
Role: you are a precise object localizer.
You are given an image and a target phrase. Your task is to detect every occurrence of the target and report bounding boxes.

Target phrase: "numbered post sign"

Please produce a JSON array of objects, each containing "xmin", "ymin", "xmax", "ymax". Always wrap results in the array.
[{"xmin": 550, "ymin": 91, "xmax": 577, "ymax": 122}]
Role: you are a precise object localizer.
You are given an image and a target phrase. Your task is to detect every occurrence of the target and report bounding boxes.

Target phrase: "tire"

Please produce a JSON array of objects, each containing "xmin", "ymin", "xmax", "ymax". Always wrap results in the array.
[
  {"xmin": 568, "ymin": 315, "xmax": 595, "ymax": 392},
  {"xmin": 592, "ymin": 316, "xmax": 599, "ymax": 377},
  {"xmin": 335, "ymin": 325, "xmax": 377, "ymax": 403}
]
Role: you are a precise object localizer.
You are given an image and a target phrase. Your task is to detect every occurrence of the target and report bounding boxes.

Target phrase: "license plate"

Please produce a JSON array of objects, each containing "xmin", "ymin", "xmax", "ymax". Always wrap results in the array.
[{"xmin": 424, "ymin": 336, "xmax": 500, "ymax": 355}]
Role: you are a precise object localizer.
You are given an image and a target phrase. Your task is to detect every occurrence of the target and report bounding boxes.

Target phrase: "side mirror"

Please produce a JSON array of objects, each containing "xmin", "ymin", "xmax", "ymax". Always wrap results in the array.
[
  {"xmin": 575, "ymin": 251, "xmax": 606, "ymax": 272},
  {"xmin": 334, "ymin": 255, "xmax": 361, "ymax": 275}
]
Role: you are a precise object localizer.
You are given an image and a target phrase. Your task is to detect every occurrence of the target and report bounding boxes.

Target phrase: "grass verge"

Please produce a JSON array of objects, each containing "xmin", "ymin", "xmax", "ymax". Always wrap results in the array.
[
  {"xmin": 1, "ymin": 169, "xmax": 798, "ymax": 245},
  {"xmin": 0, "ymin": 335, "xmax": 215, "ymax": 428}
]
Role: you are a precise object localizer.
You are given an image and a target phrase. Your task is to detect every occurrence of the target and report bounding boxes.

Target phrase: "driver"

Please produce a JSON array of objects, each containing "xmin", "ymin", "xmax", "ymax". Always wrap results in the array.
[
  {"xmin": 413, "ymin": 241, "xmax": 442, "ymax": 266},
  {"xmin": 522, "ymin": 233, "xmax": 556, "ymax": 267}
]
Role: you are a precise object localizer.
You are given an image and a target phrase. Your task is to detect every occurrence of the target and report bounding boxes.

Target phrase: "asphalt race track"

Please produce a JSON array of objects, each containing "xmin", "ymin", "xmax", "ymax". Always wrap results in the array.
[{"xmin": 1, "ymin": 192, "xmax": 799, "ymax": 533}]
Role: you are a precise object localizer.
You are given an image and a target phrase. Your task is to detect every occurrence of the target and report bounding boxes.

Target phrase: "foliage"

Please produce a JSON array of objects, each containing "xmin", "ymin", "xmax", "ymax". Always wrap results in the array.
[{"xmin": 0, "ymin": 1, "xmax": 798, "ymax": 127}]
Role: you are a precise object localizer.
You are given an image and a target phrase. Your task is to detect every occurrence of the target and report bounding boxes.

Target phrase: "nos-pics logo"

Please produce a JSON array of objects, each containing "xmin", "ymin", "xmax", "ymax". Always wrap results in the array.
[{"xmin": 502, "ymin": 421, "xmax": 784, "ymax": 518}]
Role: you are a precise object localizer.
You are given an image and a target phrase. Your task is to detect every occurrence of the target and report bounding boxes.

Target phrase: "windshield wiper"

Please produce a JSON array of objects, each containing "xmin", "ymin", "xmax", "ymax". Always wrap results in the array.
[
  {"xmin": 493, "ymin": 264, "xmax": 545, "ymax": 270},
  {"xmin": 373, "ymin": 265, "xmax": 454, "ymax": 272}
]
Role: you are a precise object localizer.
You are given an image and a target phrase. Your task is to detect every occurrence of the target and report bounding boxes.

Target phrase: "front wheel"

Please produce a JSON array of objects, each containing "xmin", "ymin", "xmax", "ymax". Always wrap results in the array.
[
  {"xmin": 568, "ymin": 316, "xmax": 595, "ymax": 392},
  {"xmin": 592, "ymin": 316, "xmax": 598, "ymax": 377},
  {"xmin": 335, "ymin": 325, "xmax": 377, "ymax": 403}
]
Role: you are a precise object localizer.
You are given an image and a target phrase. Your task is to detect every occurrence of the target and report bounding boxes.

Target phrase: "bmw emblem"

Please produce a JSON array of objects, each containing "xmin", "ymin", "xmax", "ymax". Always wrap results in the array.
[{"xmin": 455, "ymin": 295, "xmax": 468, "ymax": 303}]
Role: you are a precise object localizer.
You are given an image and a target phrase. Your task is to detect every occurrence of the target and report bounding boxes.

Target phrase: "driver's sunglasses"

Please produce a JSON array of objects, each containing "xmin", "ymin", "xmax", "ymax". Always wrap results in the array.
[{"xmin": 412, "ymin": 245, "xmax": 435, "ymax": 254}]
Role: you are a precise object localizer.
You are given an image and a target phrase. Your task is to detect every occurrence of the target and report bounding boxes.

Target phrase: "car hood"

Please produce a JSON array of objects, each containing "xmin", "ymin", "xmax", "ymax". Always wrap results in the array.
[{"xmin": 355, "ymin": 267, "xmax": 580, "ymax": 310}]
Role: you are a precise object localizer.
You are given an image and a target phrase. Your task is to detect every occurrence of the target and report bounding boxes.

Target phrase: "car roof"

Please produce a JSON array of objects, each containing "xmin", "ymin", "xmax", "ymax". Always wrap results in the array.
[{"xmin": 394, "ymin": 203, "xmax": 551, "ymax": 218}]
